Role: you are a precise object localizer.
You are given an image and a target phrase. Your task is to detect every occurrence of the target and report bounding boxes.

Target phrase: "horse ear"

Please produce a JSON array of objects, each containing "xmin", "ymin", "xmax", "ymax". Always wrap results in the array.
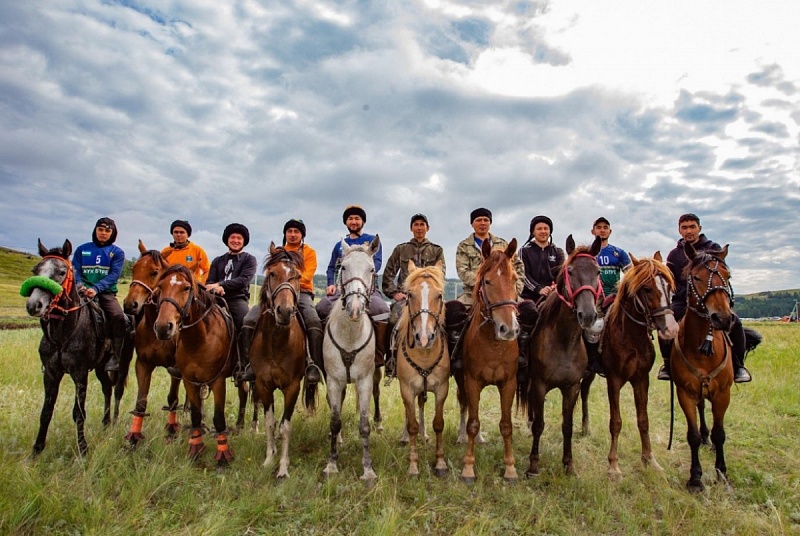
[
  {"xmin": 341, "ymin": 239, "xmax": 351, "ymax": 256},
  {"xmin": 481, "ymin": 237, "xmax": 493, "ymax": 259},
  {"xmin": 505, "ymin": 238, "xmax": 517, "ymax": 258},
  {"xmin": 269, "ymin": 241, "xmax": 278, "ymax": 255},
  {"xmin": 718, "ymin": 244, "xmax": 729, "ymax": 260},
  {"xmin": 37, "ymin": 239, "xmax": 48, "ymax": 257},
  {"xmin": 589, "ymin": 235, "xmax": 602, "ymax": 256},
  {"xmin": 63, "ymin": 239, "xmax": 72, "ymax": 258},
  {"xmin": 370, "ymin": 234, "xmax": 381, "ymax": 256},
  {"xmin": 434, "ymin": 259, "xmax": 443, "ymax": 271},
  {"xmin": 683, "ymin": 240, "xmax": 697, "ymax": 260},
  {"xmin": 408, "ymin": 259, "xmax": 417, "ymax": 273},
  {"xmin": 653, "ymin": 251, "xmax": 662, "ymax": 262},
  {"xmin": 138, "ymin": 239, "xmax": 147, "ymax": 254},
  {"xmin": 565, "ymin": 234, "xmax": 576, "ymax": 255},
  {"xmin": 630, "ymin": 253, "xmax": 640, "ymax": 265}
]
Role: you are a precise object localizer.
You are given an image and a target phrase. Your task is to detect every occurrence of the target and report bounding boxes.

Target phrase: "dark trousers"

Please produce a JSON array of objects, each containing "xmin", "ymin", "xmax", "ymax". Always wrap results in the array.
[{"xmin": 97, "ymin": 292, "xmax": 126, "ymax": 339}]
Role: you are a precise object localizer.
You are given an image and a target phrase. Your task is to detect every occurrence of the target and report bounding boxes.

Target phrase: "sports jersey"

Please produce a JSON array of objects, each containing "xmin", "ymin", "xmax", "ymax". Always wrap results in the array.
[{"xmin": 596, "ymin": 244, "xmax": 631, "ymax": 296}]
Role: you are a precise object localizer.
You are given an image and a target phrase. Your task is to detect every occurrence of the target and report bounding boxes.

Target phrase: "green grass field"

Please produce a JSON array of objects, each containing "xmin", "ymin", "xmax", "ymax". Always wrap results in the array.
[{"xmin": 1, "ymin": 323, "xmax": 798, "ymax": 535}]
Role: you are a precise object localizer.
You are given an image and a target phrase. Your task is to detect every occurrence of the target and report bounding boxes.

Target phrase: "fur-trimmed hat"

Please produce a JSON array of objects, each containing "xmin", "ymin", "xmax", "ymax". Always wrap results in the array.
[
  {"xmin": 222, "ymin": 223, "xmax": 250, "ymax": 247},
  {"xmin": 93, "ymin": 217, "xmax": 118, "ymax": 246},
  {"xmin": 170, "ymin": 219, "xmax": 192, "ymax": 237},
  {"xmin": 283, "ymin": 219, "xmax": 306, "ymax": 239},
  {"xmin": 470, "ymin": 208, "xmax": 492, "ymax": 223},
  {"xmin": 343, "ymin": 205, "xmax": 367, "ymax": 224},
  {"xmin": 529, "ymin": 215, "xmax": 553, "ymax": 233},
  {"xmin": 410, "ymin": 213, "xmax": 429, "ymax": 227}
]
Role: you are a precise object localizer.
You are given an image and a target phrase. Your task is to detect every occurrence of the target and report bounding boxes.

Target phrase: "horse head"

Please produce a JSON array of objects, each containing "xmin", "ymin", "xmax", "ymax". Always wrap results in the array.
[
  {"xmin": 153, "ymin": 265, "xmax": 196, "ymax": 340},
  {"xmin": 339, "ymin": 236, "xmax": 379, "ymax": 321},
  {"xmin": 402, "ymin": 260, "xmax": 445, "ymax": 349},
  {"xmin": 621, "ymin": 252, "xmax": 679, "ymax": 340},
  {"xmin": 559, "ymin": 234, "xmax": 602, "ymax": 329},
  {"xmin": 261, "ymin": 242, "xmax": 302, "ymax": 326},
  {"xmin": 124, "ymin": 240, "xmax": 169, "ymax": 315},
  {"xmin": 684, "ymin": 242, "xmax": 733, "ymax": 331},
  {"xmin": 475, "ymin": 238, "xmax": 519, "ymax": 341},
  {"xmin": 25, "ymin": 239, "xmax": 74, "ymax": 318}
]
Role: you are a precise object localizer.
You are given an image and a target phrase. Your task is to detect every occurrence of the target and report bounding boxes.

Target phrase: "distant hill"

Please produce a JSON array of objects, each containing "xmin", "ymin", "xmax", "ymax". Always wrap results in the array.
[{"xmin": 734, "ymin": 289, "xmax": 800, "ymax": 319}]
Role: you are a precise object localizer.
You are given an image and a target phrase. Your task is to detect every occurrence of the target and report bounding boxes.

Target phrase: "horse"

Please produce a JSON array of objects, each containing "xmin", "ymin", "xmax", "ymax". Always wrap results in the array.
[
  {"xmin": 152, "ymin": 264, "xmax": 235, "ymax": 466},
  {"xmin": 249, "ymin": 243, "xmax": 316, "ymax": 478},
  {"xmin": 394, "ymin": 260, "xmax": 449, "ymax": 477},
  {"xmin": 22, "ymin": 239, "xmax": 132, "ymax": 456},
  {"xmin": 601, "ymin": 252, "xmax": 679, "ymax": 480},
  {"xmin": 671, "ymin": 242, "xmax": 736, "ymax": 492},
  {"xmin": 322, "ymin": 236, "xmax": 381, "ymax": 482},
  {"xmin": 459, "ymin": 238, "xmax": 520, "ymax": 484},
  {"xmin": 522, "ymin": 235, "xmax": 602, "ymax": 477}
]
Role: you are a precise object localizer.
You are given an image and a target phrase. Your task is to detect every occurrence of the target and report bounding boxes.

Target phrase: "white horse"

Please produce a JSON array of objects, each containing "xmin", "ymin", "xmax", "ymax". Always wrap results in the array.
[{"xmin": 322, "ymin": 236, "xmax": 380, "ymax": 482}]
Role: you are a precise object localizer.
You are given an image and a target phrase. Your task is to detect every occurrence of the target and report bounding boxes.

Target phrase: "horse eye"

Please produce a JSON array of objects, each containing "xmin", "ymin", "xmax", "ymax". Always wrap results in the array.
[
  {"xmin": 150, "ymin": 270, "xmax": 159, "ymax": 277},
  {"xmin": 642, "ymin": 286, "xmax": 652, "ymax": 293}
]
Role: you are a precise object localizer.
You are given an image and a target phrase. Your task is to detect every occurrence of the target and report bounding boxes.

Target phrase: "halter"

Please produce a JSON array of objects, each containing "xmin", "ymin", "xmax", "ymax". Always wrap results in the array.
[
  {"xmin": 338, "ymin": 274, "xmax": 374, "ymax": 311},
  {"xmin": 476, "ymin": 272, "xmax": 519, "ymax": 329},
  {"xmin": 622, "ymin": 274, "xmax": 675, "ymax": 334},
  {"xmin": 129, "ymin": 279, "xmax": 157, "ymax": 305},
  {"xmin": 157, "ymin": 278, "xmax": 214, "ymax": 330},
  {"xmin": 39, "ymin": 256, "xmax": 84, "ymax": 319},
  {"xmin": 556, "ymin": 253, "xmax": 603, "ymax": 310},
  {"xmin": 263, "ymin": 277, "xmax": 300, "ymax": 320},
  {"xmin": 404, "ymin": 290, "xmax": 445, "ymax": 348},
  {"xmin": 686, "ymin": 256, "xmax": 734, "ymax": 356}
]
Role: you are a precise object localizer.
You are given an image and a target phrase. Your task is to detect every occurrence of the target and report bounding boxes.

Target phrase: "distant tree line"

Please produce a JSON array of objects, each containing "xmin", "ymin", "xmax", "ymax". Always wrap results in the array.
[{"xmin": 734, "ymin": 291, "xmax": 800, "ymax": 319}]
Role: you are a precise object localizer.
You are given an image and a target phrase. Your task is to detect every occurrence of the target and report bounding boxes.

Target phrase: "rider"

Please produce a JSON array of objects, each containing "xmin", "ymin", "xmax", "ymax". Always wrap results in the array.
[
  {"xmin": 161, "ymin": 220, "xmax": 210, "ymax": 284},
  {"xmin": 591, "ymin": 217, "xmax": 631, "ymax": 298},
  {"xmin": 316, "ymin": 205, "xmax": 391, "ymax": 368},
  {"xmin": 206, "ymin": 223, "xmax": 258, "ymax": 381},
  {"xmin": 657, "ymin": 213, "xmax": 752, "ymax": 383},
  {"xmin": 448, "ymin": 208, "xmax": 528, "ymax": 372},
  {"xmin": 72, "ymin": 217, "xmax": 127, "ymax": 371},
  {"xmin": 382, "ymin": 213, "xmax": 446, "ymax": 376}
]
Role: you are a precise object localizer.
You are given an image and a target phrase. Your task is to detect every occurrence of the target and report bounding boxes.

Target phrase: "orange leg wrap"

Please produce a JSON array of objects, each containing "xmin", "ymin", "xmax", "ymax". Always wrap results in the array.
[
  {"xmin": 125, "ymin": 415, "xmax": 146, "ymax": 443},
  {"xmin": 187, "ymin": 428, "xmax": 205, "ymax": 459},
  {"xmin": 214, "ymin": 432, "xmax": 234, "ymax": 463}
]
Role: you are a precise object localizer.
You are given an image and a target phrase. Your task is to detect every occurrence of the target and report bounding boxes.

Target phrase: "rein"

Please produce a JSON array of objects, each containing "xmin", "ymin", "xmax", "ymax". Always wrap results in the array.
[
  {"xmin": 556, "ymin": 253, "xmax": 603, "ymax": 310},
  {"xmin": 338, "ymin": 275, "xmax": 374, "ymax": 311},
  {"xmin": 326, "ymin": 321, "xmax": 374, "ymax": 383},
  {"xmin": 687, "ymin": 257, "xmax": 734, "ymax": 356}
]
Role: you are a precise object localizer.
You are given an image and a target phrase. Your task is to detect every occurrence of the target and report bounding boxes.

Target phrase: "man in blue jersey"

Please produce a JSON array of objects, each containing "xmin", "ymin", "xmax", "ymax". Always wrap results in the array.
[
  {"xmin": 72, "ymin": 217, "xmax": 127, "ymax": 371},
  {"xmin": 591, "ymin": 217, "xmax": 631, "ymax": 297},
  {"xmin": 316, "ymin": 205, "xmax": 391, "ymax": 366}
]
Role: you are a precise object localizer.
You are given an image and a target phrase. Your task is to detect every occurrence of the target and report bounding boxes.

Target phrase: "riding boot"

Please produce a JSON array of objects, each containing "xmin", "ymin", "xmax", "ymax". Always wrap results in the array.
[
  {"xmin": 657, "ymin": 338, "xmax": 673, "ymax": 381},
  {"xmin": 305, "ymin": 326, "xmax": 324, "ymax": 384},
  {"xmin": 384, "ymin": 318, "xmax": 398, "ymax": 378},
  {"xmin": 235, "ymin": 325, "xmax": 256, "ymax": 384},
  {"xmin": 730, "ymin": 318, "xmax": 752, "ymax": 383},
  {"xmin": 105, "ymin": 336, "xmax": 125, "ymax": 372},
  {"xmin": 445, "ymin": 300, "xmax": 469, "ymax": 373},
  {"xmin": 373, "ymin": 320, "xmax": 389, "ymax": 367}
]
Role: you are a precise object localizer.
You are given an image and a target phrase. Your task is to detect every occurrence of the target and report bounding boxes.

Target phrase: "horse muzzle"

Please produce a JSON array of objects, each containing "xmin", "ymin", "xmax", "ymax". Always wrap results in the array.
[{"xmin": 154, "ymin": 321, "xmax": 178, "ymax": 341}]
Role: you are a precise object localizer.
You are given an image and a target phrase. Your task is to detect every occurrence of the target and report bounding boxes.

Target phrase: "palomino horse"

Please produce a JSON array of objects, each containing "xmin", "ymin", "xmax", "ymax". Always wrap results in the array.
[
  {"xmin": 153, "ymin": 265, "xmax": 235, "ymax": 466},
  {"xmin": 22, "ymin": 239, "xmax": 132, "ymax": 456},
  {"xmin": 322, "ymin": 236, "xmax": 381, "ymax": 481},
  {"xmin": 395, "ymin": 260, "xmax": 449, "ymax": 477},
  {"xmin": 460, "ymin": 238, "xmax": 520, "ymax": 483},
  {"xmin": 523, "ymin": 235, "xmax": 602, "ymax": 476},
  {"xmin": 602, "ymin": 252, "xmax": 679, "ymax": 480},
  {"xmin": 250, "ymin": 243, "xmax": 316, "ymax": 479},
  {"xmin": 672, "ymin": 242, "xmax": 735, "ymax": 492}
]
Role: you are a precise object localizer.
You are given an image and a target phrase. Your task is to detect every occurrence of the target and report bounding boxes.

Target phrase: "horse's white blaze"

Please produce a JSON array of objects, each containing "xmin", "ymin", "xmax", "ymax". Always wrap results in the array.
[
  {"xmin": 282, "ymin": 265, "xmax": 292, "ymax": 277},
  {"xmin": 419, "ymin": 281, "xmax": 431, "ymax": 346},
  {"xmin": 656, "ymin": 275, "xmax": 679, "ymax": 339},
  {"xmin": 169, "ymin": 274, "xmax": 178, "ymax": 286}
]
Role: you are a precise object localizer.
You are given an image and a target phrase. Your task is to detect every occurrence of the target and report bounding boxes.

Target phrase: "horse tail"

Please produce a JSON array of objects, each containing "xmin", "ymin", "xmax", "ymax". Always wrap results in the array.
[
  {"xmin": 515, "ymin": 370, "xmax": 529, "ymax": 417},
  {"xmin": 303, "ymin": 380, "xmax": 318, "ymax": 412}
]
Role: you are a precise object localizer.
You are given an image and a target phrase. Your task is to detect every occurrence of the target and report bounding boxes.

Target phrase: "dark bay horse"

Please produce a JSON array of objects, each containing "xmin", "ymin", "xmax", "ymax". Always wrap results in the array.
[
  {"xmin": 522, "ymin": 235, "xmax": 602, "ymax": 476},
  {"xmin": 672, "ymin": 242, "xmax": 736, "ymax": 492},
  {"xmin": 250, "ymin": 243, "xmax": 315, "ymax": 479},
  {"xmin": 459, "ymin": 238, "xmax": 520, "ymax": 483},
  {"xmin": 153, "ymin": 265, "xmax": 235, "ymax": 466},
  {"xmin": 395, "ymin": 260, "xmax": 449, "ymax": 477},
  {"xmin": 23, "ymin": 239, "xmax": 132, "ymax": 456},
  {"xmin": 602, "ymin": 252, "xmax": 679, "ymax": 480}
]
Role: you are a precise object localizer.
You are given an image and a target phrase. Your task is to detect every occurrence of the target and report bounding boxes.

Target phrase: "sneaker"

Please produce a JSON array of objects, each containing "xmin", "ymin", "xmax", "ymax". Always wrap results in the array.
[
  {"xmin": 657, "ymin": 365, "xmax": 671, "ymax": 381},
  {"xmin": 734, "ymin": 367, "xmax": 752, "ymax": 383}
]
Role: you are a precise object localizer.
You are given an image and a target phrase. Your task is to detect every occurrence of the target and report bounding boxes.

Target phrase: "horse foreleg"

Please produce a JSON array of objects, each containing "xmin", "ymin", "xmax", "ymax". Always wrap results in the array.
[
  {"xmin": 72, "ymin": 372, "xmax": 90, "ymax": 456},
  {"xmin": 632, "ymin": 377, "xmax": 661, "ymax": 472},
  {"xmin": 257, "ymin": 383, "xmax": 277, "ymax": 468},
  {"xmin": 460, "ymin": 377, "xmax": 481, "ymax": 484},
  {"xmin": 499, "ymin": 380, "xmax": 518, "ymax": 481},
  {"xmin": 418, "ymin": 393, "xmax": 428, "ymax": 443},
  {"xmin": 357, "ymin": 373, "xmax": 377, "ymax": 482},
  {"xmin": 323, "ymin": 379, "xmax": 344, "ymax": 477},
  {"xmin": 400, "ymin": 383, "xmax": 420, "ymax": 476},
  {"xmin": 276, "ymin": 380, "xmax": 302, "ymax": 479},
  {"xmin": 561, "ymin": 383, "xmax": 580, "ymax": 476},
  {"xmin": 210, "ymin": 376, "xmax": 232, "ymax": 467},
  {"xmin": 678, "ymin": 392, "xmax": 704, "ymax": 492},
  {"xmin": 185, "ymin": 383, "xmax": 206, "ymax": 459},
  {"xmin": 580, "ymin": 373, "xmax": 595, "ymax": 436},
  {"xmin": 126, "ymin": 360, "xmax": 154, "ymax": 446},
  {"xmin": 95, "ymin": 368, "xmax": 113, "ymax": 427},
  {"xmin": 33, "ymin": 368, "xmax": 64, "ymax": 456},
  {"xmin": 697, "ymin": 399, "xmax": 710, "ymax": 446},
  {"xmin": 526, "ymin": 381, "xmax": 547, "ymax": 477},
  {"xmin": 251, "ymin": 382, "xmax": 260, "ymax": 433},
  {"xmin": 235, "ymin": 383, "xmax": 247, "ymax": 431},
  {"xmin": 432, "ymin": 383, "xmax": 449, "ymax": 477},
  {"xmin": 711, "ymin": 389, "xmax": 731, "ymax": 484},
  {"xmin": 606, "ymin": 378, "xmax": 624, "ymax": 481},
  {"xmin": 371, "ymin": 367, "xmax": 383, "ymax": 432},
  {"xmin": 164, "ymin": 376, "xmax": 182, "ymax": 441}
]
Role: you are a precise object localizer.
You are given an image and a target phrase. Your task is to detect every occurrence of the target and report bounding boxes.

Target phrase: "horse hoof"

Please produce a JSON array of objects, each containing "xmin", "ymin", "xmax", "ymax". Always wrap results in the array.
[
  {"xmin": 398, "ymin": 439, "xmax": 409, "ymax": 446},
  {"xmin": 277, "ymin": 473, "xmax": 289, "ymax": 481},
  {"xmin": 686, "ymin": 479, "xmax": 704, "ymax": 493},
  {"xmin": 461, "ymin": 476, "xmax": 476, "ymax": 485},
  {"xmin": 525, "ymin": 469, "xmax": 540, "ymax": 478},
  {"xmin": 504, "ymin": 476, "xmax": 518, "ymax": 483},
  {"xmin": 408, "ymin": 472, "xmax": 420, "ymax": 479},
  {"xmin": 607, "ymin": 470, "xmax": 623, "ymax": 483},
  {"xmin": 433, "ymin": 467, "xmax": 449, "ymax": 478}
]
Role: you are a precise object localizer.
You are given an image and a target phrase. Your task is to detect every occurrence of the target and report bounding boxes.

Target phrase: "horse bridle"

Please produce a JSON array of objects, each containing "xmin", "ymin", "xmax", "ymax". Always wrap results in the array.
[
  {"xmin": 404, "ymin": 291, "xmax": 445, "ymax": 349},
  {"xmin": 556, "ymin": 253, "xmax": 603, "ymax": 310},
  {"xmin": 38, "ymin": 256, "xmax": 86, "ymax": 320},
  {"xmin": 263, "ymin": 274, "xmax": 300, "ymax": 321},
  {"xmin": 622, "ymin": 274, "xmax": 675, "ymax": 333},
  {"xmin": 338, "ymin": 274, "xmax": 374, "ymax": 311},
  {"xmin": 687, "ymin": 257, "xmax": 734, "ymax": 319},
  {"xmin": 157, "ymin": 278, "xmax": 214, "ymax": 330}
]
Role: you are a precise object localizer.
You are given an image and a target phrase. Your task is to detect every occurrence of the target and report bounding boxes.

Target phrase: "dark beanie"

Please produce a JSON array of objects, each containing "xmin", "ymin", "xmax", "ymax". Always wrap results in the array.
[
  {"xmin": 222, "ymin": 223, "xmax": 250, "ymax": 247},
  {"xmin": 410, "ymin": 213, "xmax": 429, "ymax": 227},
  {"xmin": 529, "ymin": 215, "xmax": 553, "ymax": 233},
  {"xmin": 170, "ymin": 219, "xmax": 192, "ymax": 237},
  {"xmin": 93, "ymin": 217, "xmax": 118, "ymax": 246},
  {"xmin": 470, "ymin": 208, "xmax": 492, "ymax": 223},
  {"xmin": 342, "ymin": 205, "xmax": 367, "ymax": 224},
  {"xmin": 283, "ymin": 219, "xmax": 306, "ymax": 239}
]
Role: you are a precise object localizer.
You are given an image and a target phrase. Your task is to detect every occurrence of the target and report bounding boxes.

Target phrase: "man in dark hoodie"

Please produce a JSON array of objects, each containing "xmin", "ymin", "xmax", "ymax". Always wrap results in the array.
[
  {"xmin": 657, "ymin": 213, "xmax": 752, "ymax": 383},
  {"xmin": 72, "ymin": 217, "xmax": 126, "ymax": 371}
]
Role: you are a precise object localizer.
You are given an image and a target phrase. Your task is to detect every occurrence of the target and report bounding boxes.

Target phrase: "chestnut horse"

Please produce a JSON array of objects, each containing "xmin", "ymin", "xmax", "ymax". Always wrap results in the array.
[
  {"xmin": 459, "ymin": 238, "xmax": 520, "ymax": 484},
  {"xmin": 153, "ymin": 265, "xmax": 235, "ymax": 466},
  {"xmin": 522, "ymin": 235, "xmax": 602, "ymax": 476},
  {"xmin": 396, "ymin": 260, "xmax": 449, "ymax": 477},
  {"xmin": 672, "ymin": 242, "xmax": 735, "ymax": 492},
  {"xmin": 23, "ymin": 239, "xmax": 133, "ymax": 456},
  {"xmin": 250, "ymin": 243, "xmax": 315, "ymax": 479},
  {"xmin": 602, "ymin": 252, "xmax": 679, "ymax": 480}
]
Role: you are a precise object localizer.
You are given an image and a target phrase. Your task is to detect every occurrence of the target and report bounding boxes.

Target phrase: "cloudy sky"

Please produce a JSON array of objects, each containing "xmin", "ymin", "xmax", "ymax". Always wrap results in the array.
[{"xmin": 1, "ymin": 0, "xmax": 798, "ymax": 294}]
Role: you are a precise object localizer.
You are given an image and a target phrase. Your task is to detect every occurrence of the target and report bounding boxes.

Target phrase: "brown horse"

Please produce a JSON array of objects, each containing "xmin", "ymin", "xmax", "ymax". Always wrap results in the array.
[
  {"xmin": 522, "ymin": 235, "xmax": 602, "ymax": 476},
  {"xmin": 153, "ymin": 264, "xmax": 235, "ymax": 466},
  {"xmin": 459, "ymin": 238, "xmax": 520, "ymax": 483},
  {"xmin": 602, "ymin": 252, "xmax": 679, "ymax": 480},
  {"xmin": 672, "ymin": 242, "xmax": 735, "ymax": 492},
  {"xmin": 250, "ymin": 243, "xmax": 315, "ymax": 479},
  {"xmin": 123, "ymin": 241, "xmax": 184, "ymax": 445},
  {"xmin": 396, "ymin": 260, "xmax": 449, "ymax": 477}
]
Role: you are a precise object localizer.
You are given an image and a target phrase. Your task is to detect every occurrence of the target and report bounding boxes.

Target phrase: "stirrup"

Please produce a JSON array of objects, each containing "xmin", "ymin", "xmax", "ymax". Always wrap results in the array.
[
  {"xmin": 734, "ymin": 367, "xmax": 752, "ymax": 383},
  {"xmin": 105, "ymin": 356, "xmax": 120, "ymax": 372},
  {"xmin": 656, "ymin": 365, "xmax": 671, "ymax": 381},
  {"xmin": 385, "ymin": 356, "xmax": 396, "ymax": 379}
]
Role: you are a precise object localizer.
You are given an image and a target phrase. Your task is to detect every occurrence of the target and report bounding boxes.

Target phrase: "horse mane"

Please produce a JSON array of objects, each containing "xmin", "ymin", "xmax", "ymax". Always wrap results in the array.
[
  {"xmin": 396, "ymin": 265, "xmax": 445, "ymax": 335},
  {"xmin": 535, "ymin": 245, "xmax": 592, "ymax": 327},
  {"xmin": 683, "ymin": 248, "xmax": 727, "ymax": 278},
  {"xmin": 473, "ymin": 248, "xmax": 514, "ymax": 310},
  {"xmin": 157, "ymin": 264, "xmax": 214, "ymax": 308},
  {"xmin": 606, "ymin": 257, "xmax": 674, "ymax": 327},
  {"xmin": 143, "ymin": 249, "xmax": 169, "ymax": 268}
]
